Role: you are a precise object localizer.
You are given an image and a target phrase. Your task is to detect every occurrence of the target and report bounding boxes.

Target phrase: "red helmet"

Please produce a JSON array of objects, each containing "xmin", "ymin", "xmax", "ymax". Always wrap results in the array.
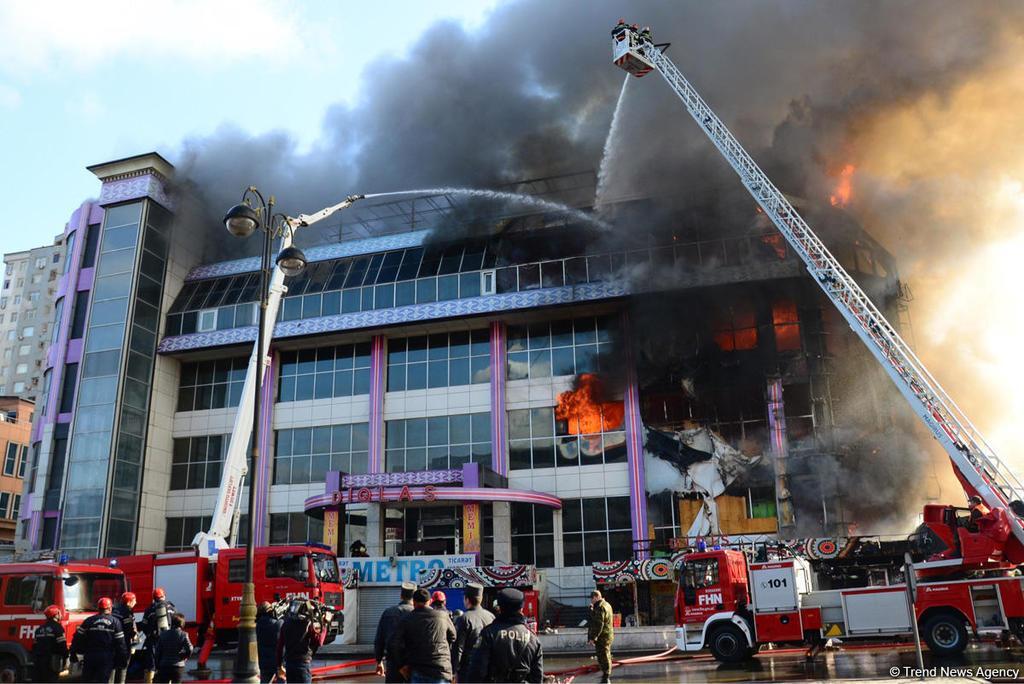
[
  {"xmin": 97, "ymin": 597, "xmax": 113, "ymax": 610},
  {"xmin": 121, "ymin": 591, "xmax": 137, "ymax": 605},
  {"xmin": 43, "ymin": 605, "xmax": 61, "ymax": 620},
  {"xmin": 153, "ymin": 588, "xmax": 166, "ymax": 600},
  {"xmin": 431, "ymin": 591, "xmax": 446, "ymax": 603}
]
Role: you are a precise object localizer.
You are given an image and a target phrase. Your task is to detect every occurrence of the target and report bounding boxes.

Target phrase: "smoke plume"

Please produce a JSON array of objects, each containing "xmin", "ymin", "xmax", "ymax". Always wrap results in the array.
[{"xmin": 172, "ymin": 1, "xmax": 1024, "ymax": 530}]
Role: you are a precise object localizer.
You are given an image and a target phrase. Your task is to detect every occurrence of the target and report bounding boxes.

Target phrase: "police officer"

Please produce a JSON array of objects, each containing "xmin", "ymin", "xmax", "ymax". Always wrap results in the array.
[
  {"xmin": 466, "ymin": 588, "xmax": 542, "ymax": 683},
  {"xmin": 587, "ymin": 590, "xmax": 615, "ymax": 683},
  {"xmin": 112, "ymin": 591, "xmax": 138, "ymax": 684},
  {"xmin": 373, "ymin": 582, "xmax": 416, "ymax": 682},
  {"xmin": 141, "ymin": 588, "xmax": 176, "ymax": 684},
  {"xmin": 256, "ymin": 601, "xmax": 284, "ymax": 683},
  {"xmin": 71, "ymin": 597, "xmax": 128, "ymax": 684},
  {"xmin": 277, "ymin": 599, "xmax": 322, "ymax": 683},
  {"xmin": 451, "ymin": 583, "xmax": 494, "ymax": 682},
  {"xmin": 32, "ymin": 604, "xmax": 67, "ymax": 683},
  {"xmin": 153, "ymin": 613, "xmax": 193, "ymax": 683}
]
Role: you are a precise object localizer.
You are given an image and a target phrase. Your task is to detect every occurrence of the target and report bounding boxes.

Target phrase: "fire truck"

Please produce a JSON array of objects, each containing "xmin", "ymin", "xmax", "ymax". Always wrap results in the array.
[
  {"xmin": 81, "ymin": 543, "xmax": 344, "ymax": 645},
  {"xmin": 612, "ymin": 25, "xmax": 1024, "ymax": 661},
  {"xmin": 0, "ymin": 560, "xmax": 126, "ymax": 681}
]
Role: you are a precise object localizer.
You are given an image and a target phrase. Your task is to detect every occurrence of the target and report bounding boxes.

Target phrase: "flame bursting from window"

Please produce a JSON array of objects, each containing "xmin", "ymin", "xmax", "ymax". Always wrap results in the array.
[
  {"xmin": 555, "ymin": 373, "xmax": 624, "ymax": 435},
  {"xmin": 830, "ymin": 164, "xmax": 855, "ymax": 207}
]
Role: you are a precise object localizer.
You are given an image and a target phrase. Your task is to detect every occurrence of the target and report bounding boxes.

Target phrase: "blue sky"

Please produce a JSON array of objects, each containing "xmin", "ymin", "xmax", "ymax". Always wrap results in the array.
[{"xmin": 0, "ymin": 0, "xmax": 500, "ymax": 253}]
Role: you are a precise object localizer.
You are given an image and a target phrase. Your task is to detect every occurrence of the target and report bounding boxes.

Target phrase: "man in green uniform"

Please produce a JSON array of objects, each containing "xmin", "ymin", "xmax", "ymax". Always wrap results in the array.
[{"xmin": 587, "ymin": 590, "xmax": 614, "ymax": 683}]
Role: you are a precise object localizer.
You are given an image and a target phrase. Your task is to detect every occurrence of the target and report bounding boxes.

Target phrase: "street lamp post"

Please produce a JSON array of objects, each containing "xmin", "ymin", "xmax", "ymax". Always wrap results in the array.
[
  {"xmin": 224, "ymin": 187, "xmax": 306, "ymax": 683},
  {"xmin": 222, "ymin": 187, "xmax": 363, "ymax": 683}
]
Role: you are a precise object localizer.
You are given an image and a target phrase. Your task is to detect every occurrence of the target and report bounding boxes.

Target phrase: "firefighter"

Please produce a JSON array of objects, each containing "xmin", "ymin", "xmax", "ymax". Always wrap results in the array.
[
  {"xmin": 587, "ymin": 590, "xmax": 615, "ymax": 683},
  {"xmin": 465, "ymin": 588, "xmax": 543, "ymax": 683},
  {"xmin": 112, "ymin": 591, "xmax": 138, "ymax": 684},
  {"xmin": 152, "ymin": 613, "xmax": 193, "ymax": 683},
  {"xmin": 969, "ymin": 495, "xmax": 991, "ymax": 522},
  {"xmin": 451, "ymin": 582, "xmax": 494, "ymax": 682},
  {"xmin": 611, "ymin": 18, "xmax": 628, "ymax": 38},
  {"xmin": 430, "ymin": 590, "xmax": 448, "ymax": 612},
  {"xmin": 374, "ymin": 582, "xmax": 416, "ymax": 683},
  {"xmin": 71, "ymin": 597, "xmax": 127, "ymax": 684},
  {"xmin": 32, "ymin": 604, "xmax": 67, "ymax": 683},
  {"xmin": 256, "ymin": 601, "xmax": 284, "ymax": 683},
  {"xmin": 638, "ymin": 26, "xmax": 653, "ymax": 44},
  {"xmin": 141, "ymin": 588, "xmax": 177, "ymax": 684},
  {"xmin": 277, "ymin": 599, "xmax": 322, "ymax": 683}
]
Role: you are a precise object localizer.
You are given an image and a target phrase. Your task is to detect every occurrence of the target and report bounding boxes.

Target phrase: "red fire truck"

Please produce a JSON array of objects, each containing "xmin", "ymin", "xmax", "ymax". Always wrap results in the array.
[
  {"xmin": 83, "ymin": 543, "xmax": 344, "ymax": 645},
  {"xmin": 0, "ymin": 561, "xmax": 126, "ymax": 681},
  {"xmin": 675, "ymin": 538, "xmax": 1024, "ymax": 662}
]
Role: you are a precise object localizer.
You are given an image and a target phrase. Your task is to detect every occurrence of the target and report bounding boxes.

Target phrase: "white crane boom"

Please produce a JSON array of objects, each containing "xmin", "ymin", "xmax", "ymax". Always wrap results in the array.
[
  {"xmin": 192, "ymin": 194, "xmax": 364, "ymax": 558},
  {"xmin": 611, "ymin": 30, "xmax": 1024, "ymax": 547}
]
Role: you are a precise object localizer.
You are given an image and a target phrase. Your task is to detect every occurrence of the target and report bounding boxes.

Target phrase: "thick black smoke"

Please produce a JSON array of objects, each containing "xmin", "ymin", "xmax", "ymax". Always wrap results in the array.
[{"xmin": 170, "ymin": 0, "xmax": 1023, "ymax": 533}]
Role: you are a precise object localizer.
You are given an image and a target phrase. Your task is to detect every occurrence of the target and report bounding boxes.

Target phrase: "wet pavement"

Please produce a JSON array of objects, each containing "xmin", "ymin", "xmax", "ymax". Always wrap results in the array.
[{"xmin": 188, "ymin": 641, "xmax": 1024, "ymax": 681}]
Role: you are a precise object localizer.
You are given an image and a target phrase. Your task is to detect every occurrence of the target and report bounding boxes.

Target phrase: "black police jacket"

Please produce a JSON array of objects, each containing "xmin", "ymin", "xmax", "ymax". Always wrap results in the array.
[
  {"xmin": 71, "ymin": 613, "xmax": 128, "ymax": 667},
  {"xmin": 452, "ymin": 605, "xmax": 495, "ymax": 677},
  {"xmin": 32, "ymin": 621, "xmax": 68, "ymax": 671},
  {"xmin": 373, "ymin": 601, "xmax": 413, "ymax": 663},
  {"xmin": 388, "ymin": 606, "xmax": 456, "ymax": 681},
  {"xmin": 466, "ymin": 613, "xmax": 543, "ymax": 683},
  {"xmin": 154, "ymin": 627, "xmax": 193, "ymax": 668}
]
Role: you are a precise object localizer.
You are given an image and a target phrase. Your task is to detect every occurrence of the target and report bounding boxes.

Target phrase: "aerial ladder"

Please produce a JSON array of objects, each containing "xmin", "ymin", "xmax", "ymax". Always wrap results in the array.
[
  {"xmin": 192, "ymin": 193, "xmax": 364, "ymax": 557},
  {"xmin": 611, "ymin": 26, "xmax": 1024, "ymax": 566}
]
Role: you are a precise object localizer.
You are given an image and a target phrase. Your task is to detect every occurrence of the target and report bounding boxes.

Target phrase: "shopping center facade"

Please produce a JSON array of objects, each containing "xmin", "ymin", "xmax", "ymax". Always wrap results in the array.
[{"xmin": 18, "ymin": 153, "xmax": 912, "ymax": 616}]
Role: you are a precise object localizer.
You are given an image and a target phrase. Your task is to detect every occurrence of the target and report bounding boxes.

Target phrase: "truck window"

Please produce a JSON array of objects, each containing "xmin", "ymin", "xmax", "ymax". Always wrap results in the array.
[
  {"xmin": 3, "ymin": 575, "xmax": 53, "ymax": 606},
  {"xmin": 682, "ymin": 559, "xmax": 719, "ymax": 590},
  {"xmin": 228, "ymin": 559, "xmax": 247, "ymax": 583},
  {"xmin": 266, "ymin": 555, "xmax": 307, "ymax": 581},
  {"xmin": 63, "ymin": 573, "xmax": 125, "ymax": 612},
  {"xmin": 312, "ymin": 554, "xmax": 339, "ymax": 583}
]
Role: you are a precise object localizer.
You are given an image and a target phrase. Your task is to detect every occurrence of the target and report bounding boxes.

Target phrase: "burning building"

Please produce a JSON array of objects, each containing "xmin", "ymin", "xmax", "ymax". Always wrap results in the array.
[{"xmin": 17, "ymin": 152, "xmax": 928, "ymax": 631}]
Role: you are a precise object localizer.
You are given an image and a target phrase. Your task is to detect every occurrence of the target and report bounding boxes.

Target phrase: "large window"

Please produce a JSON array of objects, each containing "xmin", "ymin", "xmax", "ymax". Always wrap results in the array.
[
  {"xmin": 278, "ymin": 343, "xmax": 371, "ymax": 402},
  {"xmin": 510, "ymin": 503, "xmax": 554, "ymax": 567},
  {"xmin": 177, "ymin": 357, "xmax": 247, "ymax": 411},
  {"xmin": 562, "ymin": 496, "xmax": 632, "ymax": 566},
  {"xmin": 387, "ymin": 331, "xmax": 490, "ymax": 391},
  {"xmin": 772, "ymin": 299, "xmax": 801, "ymax": 352},
  {"xmin": 164, "ymin": 516, "xmax": 212, "ymax": 552},
  {"xmin": 712, "ymin": 303, "xmax": 757, "ymax": 351},
  {"xmin": 3, "ymin": 443, "xmax": 18, "ymax": 476},
  {"xmin": 506, "ymin": 316, "xmax": 615, "ymax": 381},
  {"xmin": 385, "ymin": 412, "xmax": 491, "ymax": 472},
  {"xmin": 275, "ymin": 422, "xmax": 369, "ymax": 485},
  {"xmin": 508, "ymin": 405, "xmax": 626, "ymax": 470},
  {"xmin": 270, "ymin": 512, "xmax": 324, "ymax": 545},
  {"xmin": 171, "ymin": 435, "xmax": 228, "ymax": 489}
]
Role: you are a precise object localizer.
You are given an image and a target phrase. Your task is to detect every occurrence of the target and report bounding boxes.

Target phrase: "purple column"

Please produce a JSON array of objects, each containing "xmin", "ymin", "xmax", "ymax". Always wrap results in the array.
[
  {"xmin": 621, "ymin": 311, "xmax": 650, "ymax": 560},
  {"xmin": 368, "ymin": 336, "xmax": 386, "ymax": 473},
  {"xmin": 489, "ymin": 321, "xmax": 508, "ymax": 476},
  {"xmin": 253, "ymin": 353, "xmax": 277, "ymax": 546},
  {"xmin": 767, "ymin": 376, "xmax": 795, "ymax": 531}
]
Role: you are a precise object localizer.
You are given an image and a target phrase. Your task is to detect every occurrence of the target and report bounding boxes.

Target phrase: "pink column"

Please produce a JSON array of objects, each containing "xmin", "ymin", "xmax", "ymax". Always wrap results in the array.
[
  {"xmin": 621, "ymin": 311, "xmax": 650, "ymax": 559},
  {"xmin": 489, "ymin": 321, "xmax": 508, "ymax": 476},
  {"xmin": 368, "ymin": 336, "xmax": 387, "ymax": 473}
]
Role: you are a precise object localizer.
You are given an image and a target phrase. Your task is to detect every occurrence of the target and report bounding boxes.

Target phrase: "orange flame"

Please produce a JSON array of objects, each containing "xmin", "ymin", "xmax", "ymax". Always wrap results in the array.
[
  {"xmin": 830, "ymin": 164, "xmax": 855, "ymax": 207},
  {"xmin": 555, "ymin": 373, "xmax": 624, "ymax": 435}
]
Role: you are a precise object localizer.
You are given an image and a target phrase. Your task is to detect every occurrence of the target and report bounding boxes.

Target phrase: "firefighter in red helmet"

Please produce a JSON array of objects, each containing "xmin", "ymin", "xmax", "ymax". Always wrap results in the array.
[
  {"xmin": 113, "ymin": 591, "xmax": 139, "ymax": 684},
  {"xmin": 141, "ymin": 588, "xmax": 177, "ymax": 683},
  {"xmin": 611, "ymin": 18, "xmax": 628, "ymax": 38},
  {"xmin": 71, "ymin": 598, "xmax": 127, "ymax": 683},
  {"xmin": 33, "ymin": 605, "xmax": 68, "ymax": 683}
]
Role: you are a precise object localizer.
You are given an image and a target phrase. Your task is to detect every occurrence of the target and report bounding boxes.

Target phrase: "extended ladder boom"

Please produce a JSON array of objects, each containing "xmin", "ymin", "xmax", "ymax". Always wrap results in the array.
[{"xmin": 614, "ymin": 31, "xmax": 1024, "ymax": 554}]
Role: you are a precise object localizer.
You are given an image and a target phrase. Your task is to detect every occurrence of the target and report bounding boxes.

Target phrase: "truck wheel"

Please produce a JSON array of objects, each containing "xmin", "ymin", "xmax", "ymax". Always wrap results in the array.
[
  {"xmin": 922, "ymin": 612, "xmax": 968, "ymax": 656},
  {"xmin": 709, "ymin": 624, "xmax": 752, "ymax": 663},
  {"xmin": 0, "ymin": 656, "xmax": 22, "ymax": 683}
]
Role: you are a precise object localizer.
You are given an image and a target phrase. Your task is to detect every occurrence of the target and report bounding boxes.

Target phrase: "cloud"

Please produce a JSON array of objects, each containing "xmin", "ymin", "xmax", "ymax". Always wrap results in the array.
[
  {"xmin": 0, "ymin": 0, "xmax": 305, "ymax": 74},
  {"xmin": 0, "ymin": 84, "xmax": 20, "ymax": 109}
]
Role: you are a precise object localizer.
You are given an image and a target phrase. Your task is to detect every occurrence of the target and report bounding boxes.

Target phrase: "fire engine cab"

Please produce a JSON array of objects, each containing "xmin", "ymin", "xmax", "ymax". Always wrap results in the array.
[
  {"xmin": 0, "ymin": 561, "xmax": 126, "ymax": 681},
  {"xmin": 675, "ymin": 549, "xmax": 1024, "ymax": 662}
]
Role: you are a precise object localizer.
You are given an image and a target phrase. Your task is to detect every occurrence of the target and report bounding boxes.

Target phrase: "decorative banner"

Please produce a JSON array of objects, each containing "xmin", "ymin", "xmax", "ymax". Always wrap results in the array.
[
  {"xmin": 419, "ymin": 564, "xmax": 537, "ymax": 589},
  {"xmin": 463, "ymin": 503, "xmax": 481, "ymax": 555},
  {"xmin": 323, "ymin": 509, "xmax": 339, "ymax": 553}
]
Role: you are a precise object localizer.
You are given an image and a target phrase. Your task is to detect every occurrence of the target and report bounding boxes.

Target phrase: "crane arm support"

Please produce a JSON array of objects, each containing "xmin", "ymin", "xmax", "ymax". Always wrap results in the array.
[{"xmin": 616, "ymin": 33, "xmax": 1024, "ymax": 555}]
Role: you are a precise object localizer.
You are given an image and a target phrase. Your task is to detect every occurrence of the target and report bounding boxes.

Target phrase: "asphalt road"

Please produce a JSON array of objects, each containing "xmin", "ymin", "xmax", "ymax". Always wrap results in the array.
[{"xmin": 194, "ymin": 641, "xmax": 1024, "ymax": 681}]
